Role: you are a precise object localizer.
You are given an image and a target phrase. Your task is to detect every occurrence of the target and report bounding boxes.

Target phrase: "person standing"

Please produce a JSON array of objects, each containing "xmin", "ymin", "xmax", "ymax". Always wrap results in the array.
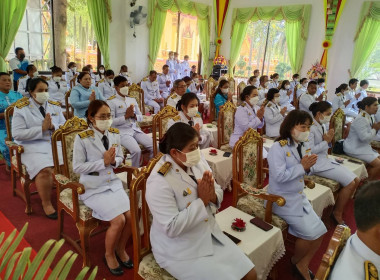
[
  {"xmin": 9, "ymin": 47, "xmax": 29, "ymax": 91},
  {"xmin": 180, "ymin": 55, "xmax": 191, "ymax": 78}
]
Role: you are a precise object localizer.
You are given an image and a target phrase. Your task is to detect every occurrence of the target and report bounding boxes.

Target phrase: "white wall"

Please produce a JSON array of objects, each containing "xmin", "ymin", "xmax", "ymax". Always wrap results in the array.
[{"xmin": 109, "ymin": 0, "xmax": 367, "ymax": 91}]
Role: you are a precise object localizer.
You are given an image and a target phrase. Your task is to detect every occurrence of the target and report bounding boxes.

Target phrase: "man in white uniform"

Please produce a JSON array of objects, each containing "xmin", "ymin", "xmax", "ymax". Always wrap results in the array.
[
  {"xmin": 157, "ymin": 65, "xmax": 172, "ymax": 99},
  {"xmin": 299, "ymin": 81, "xmax": 323, "ymax": 115},
  {"xmin": 180, "ymin": 55, "xmax": 191, "ymax": 78},
  {"xmin": 167, "ymin": 79, "xmax": 186, "ymax": 108},
  {"xmin": 330, "ymin": 181, "xmax": 380, "ymax": 280},
  {"xmin": 140, "ymin": 70, "xmax": 164, "ymax": 113},
  {"xmin": 119, "ymin": 65, "xmax": 132, "ymax": 85}
]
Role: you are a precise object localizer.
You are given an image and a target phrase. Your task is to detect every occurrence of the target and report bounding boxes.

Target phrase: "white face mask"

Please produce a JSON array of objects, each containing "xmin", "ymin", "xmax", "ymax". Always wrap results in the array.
[
  {"xmin": 344, "ymin": 90, "xmax": 349, "ymax": 94},
  {"xmin": 99, "ymin": 69, "xmax": 105, "ymax": 74},
  {"xmin": 53, "ymin": 76, "xmax": 61, "ymax": 82},
  {"xmin": 119, "ymin": 86, "xmax": 129, "ymax": 96},
  {"xmin": 264, "ymin": 81, "xmax": 269, "ymax": 87},
  {"xmin": 295, "ymin": 78, "xmax": 299, "ymax": 82},
  {"xmin": 170, "ymin": 55, "xmax": 174, "ymax": 59},
  {"xmin": 72, "ymin": 67, "xmax": 77, "ymax": 72},
  {"xmin": 95, "ymin": 119, "xmax": 113, "ymax": 131},
  {"xmin": 33, "ymin": 71, "xmax": 39, "ymax": 78},
  {"xmin": 187, "ymin": 106, "xmax": 198, "ymax": 118},
  {"xmin": 193, "ymin": 78, "xmax": 199, "ymax": 83},
  {"xmin": 177, "ymin": 148, "xmax": 201, "ymax": 167},
  {"xmin": 285, "ymin": 85, "xmax": 290, "ymax": 90},
  {"xmin": 106, "ymin": 78, "xmax": 113, "ymax": 83},
  {"xmin": 249, "ymin": 96, "xmax": 259, "ymax": 105},
  {"xmin": 273, "ymin": 78, "xmax": 279, "ymax": 82},
  {"xmin": 303, "ymin": 83, "xmax": 308, "ymax": 88},
  {"xmin": 320, "ymin": 114, "xmax": 331, "ymax": 124},
  {"xmin": 221, "ymin": 88, "xmax": 229, "ymax": 94},
  {"xmin": 122, "ymin": 72, "xmax": 128, "ymax": 76},
  {"xmin": 35, "ymin": 91, "xmax": 49, "ymax": 104},
  {"xmin": 274, "ymin": 97, "xmax": 280, "ymax": 104},
  {"xmin": 89, "ymin": 69, "xmax": 93, "ymax": 73},
  {"xmin": 292, "ymin": 129, "xmax": 309, "ymax": 142},
  {"xmin": 321, "ymin": 83, "xmax": 325, "ymax": 87}
]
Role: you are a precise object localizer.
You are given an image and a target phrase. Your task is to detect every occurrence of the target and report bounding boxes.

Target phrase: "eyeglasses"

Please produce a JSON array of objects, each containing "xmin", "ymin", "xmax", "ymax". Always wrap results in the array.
[
  {"xmin": 94, "ymin": 114, "xmax": 111, "ymax": 120},
  {"xmin": 178, "ymin": 85, "xmax": 187, "ymax": 88}
]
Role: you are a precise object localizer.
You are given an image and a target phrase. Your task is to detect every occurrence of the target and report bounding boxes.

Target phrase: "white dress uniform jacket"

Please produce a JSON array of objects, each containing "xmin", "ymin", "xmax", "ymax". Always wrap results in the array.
[
  {"xmin": 316, "ymin": 86, "xmax": 325, "ymax": 97},
  {"xmin": 268, "ymin": 80, "xmax": 279, "ymax": 89},
  {"xmin": 332, "ymin": 92, "xmax": 358, "ymax": 118},
  {"xmin": 166, "ymin": 59, "xmax": 179, "ymax": 81},
  {"xmin": 146, "ymin": 154, "xmax": 254, "ymax": 279},
  {"xmin": 166, "ymin": 92, "xmax": 182, "ymax": 108},
  {"xmin": 119, "ymin": 73, "xmax": 132, "ymax": 85},
  {"xmin": 263, "ymin": 101, "xmax": 284, "ymax": 138},
  {"xmin": 17, "ymin": 75, "xmax": 33, "ymax": 97},
  {"xmin": 65, "ymin": 70, "xmax": 79, "ymax": 88},
  {"xmin": 95, "ymin": 73, "xmax": 104, "ymax": 82},
  {"xmin": 180, "ymin": 60, "xmax": 191, "ymax": 78},
  {"xmin": 97, "ymin": 79, "xmax": 115, "ymax": 99},
  {"xmin": 167, "ymin": 111, "xmax": 212, "ymax": 149},
  {"xmin": 229, "ymin": 101, "xmax": 264, "ymax": 147},
  {"xmin": 141, "ymin": 79, "xmax": 162, "ymax": 113},
  {"xmin": 345, "ymin": 88, "xmax": 358, "ymax": 110},
  {"xmin": 279, "ymin": 89, "xmax": 295, "ymax": 111},
  {"xmin": 12, "ymin": 98, "xmax": 66, "ymax": 179},
  {"xmin": 297, "ymin": 85, "xmax": 307, "ymax": 98},
  {"xmin": 157, "ymin": 73, "xmax": 172, "ymax": 99},
  {"xmin": 299, "ymin": 92, "xmax": 316, "ymax": 115},
  {"xmin": 344, "ymin": 111, "xmax": 379, "ymax": 163},
  {"xmin": 47, "ymin": 78, "xmax": 68, "ymax": 105},
  {"xmin": 257, "ymin": 86, "xmax": 268, "ymax": 106},
  {"xmin": 330, "ymin": 233, "xmax": 380, "ymax": 280}
]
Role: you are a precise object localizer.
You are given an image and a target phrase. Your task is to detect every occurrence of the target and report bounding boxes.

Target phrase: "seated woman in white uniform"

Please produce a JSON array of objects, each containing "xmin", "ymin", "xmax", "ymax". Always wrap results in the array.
[
  {"xmin": 263, "ymin": 88, "xmax": 286, "ymax": 138},
  {"xmin": 308, "ymin": 101, "xmax": 360, "ymax": 224},
  {"xmin": 146, "ymin": 123, "xmax": 256, "ymax": 280},
  {"xmin": 268, "ymin": 73, "xmax": 280, "ymax": 89},
  {"xmin": 296, "ymin": 78, "xmax": 308, "ymax": 98},
  {"xmin": 267, "ymin": 110, "xmax": 327, "ymax": 280},
  {"xmin": 95, "ymin": 64, "xmax": 105, "ymax": 83},
  {"xmin": 229, "ymin": 86, "xmax": 265, "ymax": 147},
  {"xmin": 344, "ymin": 97, "xmax": 380, "ymax": 181},
  {"xmin": 168, "ymin": 92, "xmax": 212, "ymax": 149},
  {"xmin": 12, "ymin": 78, "xmax": 66, "ymax": 219},
  {"xmin": 97, "ymin": 69, "xmax": 115, "ymax": 99},
  {"xmin": 73, "ymin": 100, "xmax": 133, "ymax": 276},
  {"xmin": 332, "ymin": 83, "xmax": 358, "ymax": 118},
  {"xmin": 47, "ymin": 66, "xmax": 68, "ymax": 106},
  {"xmin": 278, "ymin": 80, "xmax": 295, "ymax": 111}
]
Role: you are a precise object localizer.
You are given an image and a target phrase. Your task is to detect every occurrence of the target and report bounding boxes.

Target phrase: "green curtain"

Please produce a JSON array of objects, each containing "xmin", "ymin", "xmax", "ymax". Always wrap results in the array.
[
  {"xmin": 229, "ymin": 5, "xmax": 311, "ymax": 75},
  {"xmin": 351, "ymin": 1, "xmax": 380, "ymax": 77},
  {"xmin": 87, "ymin": 0, "xmax": 111, "ymax": 68},
  {"xmin": 0, "ymin": 0, "xmax": 27, "ymax": 72},
  {"xmin": 148, "ymin": 0, "xmax": 211, "ymax": 75}
]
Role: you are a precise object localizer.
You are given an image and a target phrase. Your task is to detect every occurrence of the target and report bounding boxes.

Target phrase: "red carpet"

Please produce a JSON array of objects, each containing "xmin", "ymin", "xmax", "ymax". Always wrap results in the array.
[{"xmin": 0, "ymin": 164, "xmax": 358, "ymax": 280}]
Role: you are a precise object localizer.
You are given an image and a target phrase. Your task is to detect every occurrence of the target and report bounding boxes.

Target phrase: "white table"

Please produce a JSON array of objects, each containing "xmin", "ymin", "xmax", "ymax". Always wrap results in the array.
[
  {"xmin": 304, "ymin": 183, "xmax": 335, "ymax": 217},
  {"xmin": 203, "ymin": 124, "xmax": 218, "ymax": 147},
  {"xmin": 263, "ymin": 137, "xmax": 274, "ymax": 151},
  {"xmin": 328, "ymin": 155, "xmax": 368, "ymax": 179},
  {"xmin": 201, "ymin": 147, "xmax": 232, "ymax": 190},
  {"xmin": 216, "ymin": 206, "xmax": 285, "ymax": 280}
]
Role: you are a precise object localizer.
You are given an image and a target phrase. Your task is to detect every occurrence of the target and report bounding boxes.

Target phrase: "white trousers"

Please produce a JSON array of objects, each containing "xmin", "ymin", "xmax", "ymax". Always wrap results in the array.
[{"xmin": 120, "ymin": 132, "xmax": 154, "ymax": 167}]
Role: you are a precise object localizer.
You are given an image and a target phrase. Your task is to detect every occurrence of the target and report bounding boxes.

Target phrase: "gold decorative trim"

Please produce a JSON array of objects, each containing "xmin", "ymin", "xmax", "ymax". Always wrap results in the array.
[{"xmin": 129, "ymin": 83, "xmax": 142, "ymax": 92}]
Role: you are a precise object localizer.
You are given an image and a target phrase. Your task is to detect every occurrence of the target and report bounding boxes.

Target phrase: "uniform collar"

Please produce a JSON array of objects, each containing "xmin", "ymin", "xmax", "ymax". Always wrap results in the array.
[
  {"xmin": 163, "ymin": 154, "xmax": 197, "ymax": 187},
  {"xmin": 352, "ymin": 233, "xmax": 380, "ymax": 267},
  {"xmin": 92, "ymin": 126, "xmax": 109, "ymax": 139},
  {"xmin": 115, "ymin": 93, "xmax": 125, "ymax": 101}
]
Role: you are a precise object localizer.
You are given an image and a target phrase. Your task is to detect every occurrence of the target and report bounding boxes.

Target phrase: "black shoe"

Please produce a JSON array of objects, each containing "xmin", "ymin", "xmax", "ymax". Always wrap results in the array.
[
  {"xmin": 309, "ymin": 269, "xmax": 315, "ymax": 279},
  {"xmin": 331, "ymin": 213, "xmax": 346, "ymax": 225},
  {"xmin": 104, "ymin": 256, "xmax": 124, "ymax": 276},
  {"xmin": 116, "ymin": 253, "xmax": 134, "ymax": 269},
  {"xmin": 292, "ymin": 263, "xmax": 308, "ymax": 280},
  {"xmin": 45, "ymin": 211, "xmax": 58, "ymax": 220}
]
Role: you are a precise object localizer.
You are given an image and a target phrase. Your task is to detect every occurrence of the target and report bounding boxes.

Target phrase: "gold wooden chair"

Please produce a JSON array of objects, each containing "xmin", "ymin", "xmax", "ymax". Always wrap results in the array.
[
  {"xmin": 228, "ymin": 77, "xmax": 236, "ymax": 95},
  {"xmin": 237, "ymin": 81, "xmax": 246, "ymax": 96},
  {"xmin": 64, "ymin": 89, "xmax": 73, "ymax": 119},
  {"xmin": 232, "ymin": 128, "xmax": 288, "ymax": 232},
  {"xmin": 315, "ymin": 225, "xmax": 351, "ymax": 280},
  {"xmin": 152, "ymin": 106, "xmax": 179, "ymax": 156},
  {"xmin": 129, "ymin": 83, "xmax": 153, "ymax": 129},
  {"xmin": 130, "ymin": 153, "xmax": 176, "ymax": 280},
  {"xmin": 205, "ymin": 77, "xmax": 216, "ymax": 101},
  {"xmin": 5, "ymin": 98, "xmax": 36, "ymax": 214},
  {"xmin": 217, "ymin": 101, "xmax": 236, "ymax": 152},
  {"xmin": 51, "ymin": 116, "xmax": 136, "ymax": 266},
  {"xmin": 70, "ymin": 77, "xmax": 76, "ymax": 89},
  {"xmin": 371, "ymin": 140, "xmax": 380, "ymax": 153}
]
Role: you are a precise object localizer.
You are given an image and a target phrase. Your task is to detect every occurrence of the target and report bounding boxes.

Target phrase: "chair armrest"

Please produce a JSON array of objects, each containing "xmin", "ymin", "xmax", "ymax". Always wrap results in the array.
[
  {"xmin": 262, "ymin": 167, "xmax": 269, "ymax": 175},
  {"xmin": 6, "ymin": 141, "xmax": 24, "ymax": 173},
  {"xmin": 304, "ymin": 178, "xmax": 315, "ymax": 189},
  {"xmin": 113, "ymin": 165, "xmax": 139, "ymax": 189},
  {"xmin": 6, "ymin": 140, "xmax": 24, "ymax": 153}
]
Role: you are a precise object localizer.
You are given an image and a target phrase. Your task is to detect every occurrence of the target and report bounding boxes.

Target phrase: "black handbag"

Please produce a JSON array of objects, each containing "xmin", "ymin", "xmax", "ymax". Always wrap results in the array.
[{"xmin": 332, "ymin": 140, "xmax": 345, "ymax": 154}]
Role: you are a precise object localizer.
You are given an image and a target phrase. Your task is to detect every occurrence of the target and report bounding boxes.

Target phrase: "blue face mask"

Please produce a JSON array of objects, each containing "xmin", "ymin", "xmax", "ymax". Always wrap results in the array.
[{"xmin": 186, "ymin": 88, "xmax": 190, "ymax": 93}]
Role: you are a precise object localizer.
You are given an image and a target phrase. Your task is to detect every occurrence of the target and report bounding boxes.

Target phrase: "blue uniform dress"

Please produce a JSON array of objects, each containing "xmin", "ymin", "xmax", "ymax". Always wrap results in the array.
[
  {"xmin": 267, "ymin": 139, "xmax": 327, "ymax": 240},
  {"xmin": 73, "ymin": 127, "xmax": 130, "ymax": 221},
  {"xmin": 69, "ymin": 84, "xmax": 105, "ymax": 118},
  {"xmin": 309, "ymin": 119, "xmax": 357, "ymax": 186},
  {"xmin": 0, "ymin": 90, "xmax": 23, "ymax": 165},
  {"xmin": 214, "ymin": 92, "xmax": 228, "ymax": 118},
  {"xmin": 146, "ymin": 154, "xmax": 254, "ymax": 280},
  {"xmin": 12, "ymin": 98, "xmax": 66, "ymax": 179},
  {"xmin": 343, "ymin": 111, "xmax": 379, "ymax": 163}
]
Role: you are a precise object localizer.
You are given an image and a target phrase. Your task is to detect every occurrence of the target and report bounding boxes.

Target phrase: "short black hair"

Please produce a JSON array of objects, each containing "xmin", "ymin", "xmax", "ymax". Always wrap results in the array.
[
  {"xmin": 335, "ymin": 83, "xmax": 348, "ymax": 94},
  {"xmin": 176, "ymin": 92, "xmax": 199, "ymax": 111},
  {"xmin": 113, "ymin": 75, "xmax": 127, "ymax": 86},
  {"xmin": 159, "ymin": 122, "xmax": 199, "ymax": 154},
  {"xmin": 0, "ymin": 72, "xmax": 10, "ymax": 78},
  {"xmin": 293, "ymin": 74, "xmax": 300, "ymax": 79},
  {"xmin": 308, "ymin": 81, "xmax": 317, "ymax": 88},
  {"xmin": 77, "ymin": 72, "xmax": 91, "ymax": 82},
  {"xmin": 67, "ymin": 62, "xmax": 76, "ymax": 69},
  {"xmin": 50, "ymin": 66, "xmax": 63, "ymax": 73},
  {"xmin": 26, "ymin": 64, "xmax": 35, "ymax": 73},
  {"xmin": 280, "ymin": 80, "xmax": 289, "ymax": 90},
  {"xmin": 317, "ymin": 78, "xmax": 325, "ymax": 84},
  {"xmin": 248, "ymin": 76, "xmax": 257, "ymax": 83},
  {"xmin": 349, "ymin": 78, "xmax": 358, "ymax": 86},
  {"xmin": 277, "ymin": 110, "xmax": 313, "ymax": 142},
  {"xmin": 360, "ymin": 80, "xmax": 369, "ymax": 87},
  {"xmin": 354, "ymin": 181, "xmax": 380, "ymax": 231},
  {"xmin": 162, "ymin": 64, "xmax": 169, "ymax": 69},
  {"xmin": 240, "ymin": 85, "xmax": 256, "ymax": 101},
  {"xmin": 266, "ymin": 88, "xmax": 279, "ymax": 101},
  {"xmin": 183, "ymin": 76, "xmax": 192, "ymax": 83},
  {"xmin": 259, "ymin": 75, "xmax": 268, "ymax": 84},
  {"xmin": 309, "ymin": 101, "xmax": 332, "ymax": 117},
  {"xmin": 149, "ymin": 70, "xmax": 157, "ymax": 76},
  {"xmin": 15, "ymin": 47, "xmax": 24, "ymax": 54},
  {"xmin": 357, "ymin": 96, "xmax": 378, "ymax": 110},
  {"xmin": 105, "ymin": 69, "xmax": 114, "ymax": 76},
  {"xmin": 28, "ymin": 78, "xmax": 48, "ymax": 93},
  {"xmin": 300, "ymin": 78, "xmax": 307, "ymax": 84}
]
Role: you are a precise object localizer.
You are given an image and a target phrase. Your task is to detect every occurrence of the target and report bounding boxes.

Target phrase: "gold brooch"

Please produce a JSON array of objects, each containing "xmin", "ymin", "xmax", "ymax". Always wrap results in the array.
[{"xmin": 183, "ymin": 187, "xmax": 192, "ymax": 196}]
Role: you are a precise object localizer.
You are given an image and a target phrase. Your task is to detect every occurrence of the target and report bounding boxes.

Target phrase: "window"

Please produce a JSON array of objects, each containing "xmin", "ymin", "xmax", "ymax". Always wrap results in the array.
[
  {"xmin": 6, "ymin": 0, "xmax": 54, "ymax": 71},
  {"xmin": 65, "ymin": 0, "xmax": 98, "ymax": 70},
  {"xmin": 154, "ymin": 10, "xmax": 200, "ymax": 73},
  {"xmin": 236, "ymin": 20, "xmax": 291, "ymax": 80},
  {"xmin": 357, "ymin": 41, "xmax": 380, "ymax": 93}
]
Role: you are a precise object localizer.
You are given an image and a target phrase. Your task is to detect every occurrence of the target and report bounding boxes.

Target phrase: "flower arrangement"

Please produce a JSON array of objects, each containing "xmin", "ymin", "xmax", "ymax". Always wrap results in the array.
[
  {"xmin": 231, "ymin": 218, "xmax": 246, "ymax": 232},
  {"xmin": 307, "ymin": 61, "xmax": 327, "ymax": 80},
  {"xmin": 209, "ymin": 149, "xmax": 218, "ymax": 156},
  {"xmin": 213, "ymin": 55, "xmax": 227, "ymax": 66}
]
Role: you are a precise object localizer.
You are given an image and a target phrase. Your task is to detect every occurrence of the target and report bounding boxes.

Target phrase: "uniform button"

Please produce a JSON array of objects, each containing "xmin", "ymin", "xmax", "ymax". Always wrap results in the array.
[
  {"xmin": 298, "ymin": 191, "xmax": 302, "ymax": 194},
  {"xmin": 107, "ymin": 180, "xmax": 110, "ymax": 183},
  {"xmin": 204, "ymin": 219, "xmax": 208, "ymax": 222},
  {"xmin": 107, "ymin": 171, "xmax": 111, "ymax": 174}
]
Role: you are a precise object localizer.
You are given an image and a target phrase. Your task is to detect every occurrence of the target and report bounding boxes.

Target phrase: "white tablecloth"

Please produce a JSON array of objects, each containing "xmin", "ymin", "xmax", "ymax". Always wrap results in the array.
[
  {"xmin": 203, "ymin": 124, "xmax": 218, "ymax": 147},
  {"xmin": 328, "ymin": 155, "xmax": 368, "ymax": 179},
  {"xmin": 263, "ymin": 138, "xmax": 274, "ymax": 151},
  {"xmin": 304, "ymin": 183, "xmax": 335, "ymax": 217},
  {"xmin": 216, "ymin": 206, "xmax": 285, "ymax": 280},
  {"xmin": 201, "ymin": 147, "xmax": 232, "ymax": 190}
]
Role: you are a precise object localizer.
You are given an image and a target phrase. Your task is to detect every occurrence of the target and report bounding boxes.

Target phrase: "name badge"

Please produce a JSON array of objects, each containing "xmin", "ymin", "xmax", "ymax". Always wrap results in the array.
[
  {"xmin": 119, "ymin": 105, "xmax": 124, "ymax": 108},
  {"xmin": 51, "ymin": 113, "xmax": 58, "ymax": 116},
  {"xmin": 286, "ymin": 152, "xmax": 291, "ymax": 157}
]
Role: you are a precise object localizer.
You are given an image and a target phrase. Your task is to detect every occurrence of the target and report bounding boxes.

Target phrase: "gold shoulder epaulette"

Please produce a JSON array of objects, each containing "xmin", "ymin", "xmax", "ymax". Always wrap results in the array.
[
  {"xmin": 78, "ymin": 130, "xmax": 94, "ymax": 139},
  {"xmin": 15, "ymin": 99, "xmax": 30, "ymax": 109},
  {"xmin": 362, "ymin": 113, "xmax": 366, "ymax": 117},
  {"xmin": 158, "ymin": 162, "xmax": 171, "ymax": 176},
  {"xmin": 171, "ymin": 94, "xmax": 177, "ymax": 99},
  {"xmin": 47, "ymin": 77, "xmax": 51, "ymax": 81},
  {"xmin": 195, "ymin": 113, "xmax": 201, "ymax": 118},
  {"xmin": 20, "ymin": 75, "xmax": 27, "ymax": 79},
  {"xmin": 108, "ymin": 127, "xmax": 119, "ymax": 134},
  {"xmin": 173, "ymin": 115, "xmax": 181, "ymax": 121},
  {"xmin": 337, "ymin": 93, "xmax": 342, "ymax": 97},
  {"xmin": 267, "ymin": 103, "xmax": 272, "ymax": 107},
  {"xmin": 365, "ymin": 261, "xmax": 378, "ymax": 280},
  {"xmin": 279, "ymin": 139, "xmax": 288, "ymax": 147},
  {"xmin": 99, "ymin": 78, "xmax": 104, "ymax": 83},
  {"xmin": 241, "ymin": 102, "xmax": 246, "ymax": 107},
  {"xmin": 142, "ymin": 77, "xmax": 148, "ymax": 82},
  {"xmin": 107, "ymin": 95, "xmax": 116, "ymax": 100},
  {"xmin": 48, "ymin": 100, "xmax": 61, "ymax": 106}
]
